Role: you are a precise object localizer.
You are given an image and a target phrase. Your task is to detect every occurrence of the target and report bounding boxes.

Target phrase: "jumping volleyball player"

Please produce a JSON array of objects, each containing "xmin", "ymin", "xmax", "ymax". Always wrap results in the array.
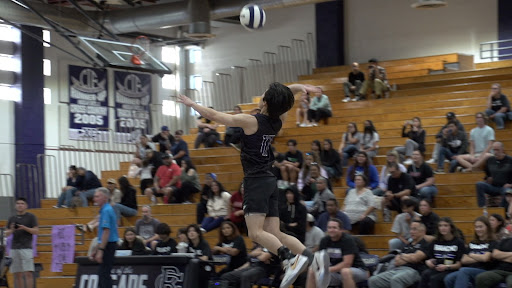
[{"xmin": 178, "ymin": 83, "xmax": 330, "ymax": 288}]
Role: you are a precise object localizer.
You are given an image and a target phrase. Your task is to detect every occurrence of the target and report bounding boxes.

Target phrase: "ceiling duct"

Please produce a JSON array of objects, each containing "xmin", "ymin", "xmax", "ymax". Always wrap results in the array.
[{"xmin": 411, "ymin": 0, "xmax": 447, "ymax": 9}]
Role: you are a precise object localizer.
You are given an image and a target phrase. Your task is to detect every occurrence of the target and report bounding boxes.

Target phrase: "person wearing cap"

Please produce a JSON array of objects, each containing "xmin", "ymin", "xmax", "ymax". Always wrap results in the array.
[
  {"xmin": 171, "ymin": 130, "xmax": 189, "ymax": 166},
  {"xmin": 106, "ymin": 178, "xmax": 122, "ymax": 204},
  {"xmin": 435, "ymin": 121, "xmax": 468, "ymax": 174},
  {"xmin": 455, "ymin": 112, "xmax": 495, "ymax": 172},
  {"xmin": 305, "ymin": 214, "xmax": 324, "ymax": 252},
  {"xmin": 144, "ymin": 153, "xmax": 182, "ymax": 204},
  {"xmin": 152, "ymin": 126, "xmax": 175, "ymax": 153},
  {"xmin": 485, "ymin": 83, "xmax": 512, "ymax": 130},
  {"xmin": 359, "ymin": 58, "xmax": 390, "ymax": 100},
  {"xmin": 426, "ymin": 112, "xmax": 466, "ymax": 164},
  {"xmin": 194, "ymin": 109, "xmax": 221, "ymax": 149}
]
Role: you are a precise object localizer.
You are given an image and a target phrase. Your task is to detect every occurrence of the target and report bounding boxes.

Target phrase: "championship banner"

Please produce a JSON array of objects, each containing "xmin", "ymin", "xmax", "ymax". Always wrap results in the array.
[
  {"xmin": 114, "ymin": 71, "xmax": 152, "ymax": 139},
  {"xmin": 68, "ymin": 65, "xmax": 109, "ymax": 140}
]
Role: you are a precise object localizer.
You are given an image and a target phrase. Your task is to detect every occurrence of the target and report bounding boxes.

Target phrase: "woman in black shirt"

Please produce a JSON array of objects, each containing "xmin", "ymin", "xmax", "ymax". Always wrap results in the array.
[
  {"xmin": 419, "ymin": 199, "xmax": 440, "ymax": 242},
  {"xmin": 113, "ymin": 176, "xmax": 138, "ymax": 219},
  {"xmin": 186, "ymin": 224, "xmax": 212, "ymax": 261},
  {"xmin": 213, "ymin": 221, "xmax": 247, "ymax": 275},
  {"xmin": 118, "ymin": 227, "xmax": 149, "ymax": 255},
  {"xmin": 395, "ymin": 116, "xmax": 425, "ymax": 165}
]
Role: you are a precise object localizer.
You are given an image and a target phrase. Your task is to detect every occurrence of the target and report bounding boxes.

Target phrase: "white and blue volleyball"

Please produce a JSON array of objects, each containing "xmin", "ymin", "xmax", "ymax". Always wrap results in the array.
[{"xmin": 240, "ymin": 4, "xmax": 266, "ymax": 30}]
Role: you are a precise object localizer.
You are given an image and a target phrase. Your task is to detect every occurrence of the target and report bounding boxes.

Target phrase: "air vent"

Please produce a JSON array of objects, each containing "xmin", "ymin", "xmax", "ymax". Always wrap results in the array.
[{"xmin": 411, "ymin": 0, "xmax": 447, "ymax": 9}]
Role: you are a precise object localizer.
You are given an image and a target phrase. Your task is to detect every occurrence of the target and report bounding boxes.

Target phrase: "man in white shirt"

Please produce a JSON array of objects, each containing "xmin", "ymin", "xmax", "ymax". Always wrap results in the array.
[
  {"xmin": 455, "ymin": 112, "xmax": 495, "ymax": 172},
  {"xmin": 305, "ymin": 214, "xmax": 325, "ymax": 252}
]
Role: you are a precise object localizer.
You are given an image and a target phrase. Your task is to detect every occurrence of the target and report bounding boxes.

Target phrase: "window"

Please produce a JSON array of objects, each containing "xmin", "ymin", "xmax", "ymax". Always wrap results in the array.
[
  {"xmin": 162, "ymin": 99, "xmax": 180, "ymax": 117},
  {"xmin": 42, "ymin": 30, "xmax": 50, "ymax": 47},
  {"xmin": 0, "ymin": 24, "xmax": 19, "ymax": 43},
  {"xmin": 0, "ymin": 85, "xmax": 21, "ymax": 102},
  {"xmin": 0, "ymin": 55, "xmax": 18, "ymax": 72},
  {"xmin": 43, "ymin": 88, "xmax": 51, "ymax": 104},
  {"xmin": 43, "ymin": 59, "xmax": 51, "ymax": 76},
  {"xmin": 189, "ymin": 75, "xmax": 202, "ymax": 90},
  {"xmin": 162, "ymin": 74, "xmax": 176, "ymax": 90},
  {"xmin": 188, "ymin": 48, "xmax": 202, "ymax": 64},
  {"xmin": 162, "ymin": 46, "xmax": 179, "ymax": 64}
]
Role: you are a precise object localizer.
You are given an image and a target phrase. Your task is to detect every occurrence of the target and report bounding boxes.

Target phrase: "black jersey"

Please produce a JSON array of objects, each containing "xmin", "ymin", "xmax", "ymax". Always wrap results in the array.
[{"xmin": 240, "ymin": 114, "xmax": 282, "ymax": 177}]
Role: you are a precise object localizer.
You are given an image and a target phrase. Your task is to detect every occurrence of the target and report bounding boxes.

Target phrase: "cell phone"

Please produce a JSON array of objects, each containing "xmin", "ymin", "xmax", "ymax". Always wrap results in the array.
[{"xmin": 14, "ymin": 223, "xmax": 19, "ymax": 229}]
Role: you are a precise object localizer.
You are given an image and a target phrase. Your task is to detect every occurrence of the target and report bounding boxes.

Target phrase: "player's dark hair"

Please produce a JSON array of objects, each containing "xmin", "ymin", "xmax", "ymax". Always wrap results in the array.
[
  {"xmin": 16, "ymin": 197, "xmax": 27, "ymax": 203},
  {"xmin": 263, "ymin": 82, "xmax": 294, "ymax": 119},
  {"xmin": 155, "ymin": 222, "xmax": 171, "ymax": 236}
]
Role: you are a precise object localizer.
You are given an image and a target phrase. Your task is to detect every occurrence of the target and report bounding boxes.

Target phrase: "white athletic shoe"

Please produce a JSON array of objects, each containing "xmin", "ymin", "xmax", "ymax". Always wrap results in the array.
[
  {"xmin": 313, "ymin": 250, "xmax": 331, "ymax": 288},
  {"xmin": 426, "ymin": 158, "xmax": 435, "ymax": 164},
  {"xmin": 342, "ymin": 97, "xmax": 351, "ymax": 103},
  {"xmin": 280, "ymin": 254, "xmax": 309, "ymax": 288}
]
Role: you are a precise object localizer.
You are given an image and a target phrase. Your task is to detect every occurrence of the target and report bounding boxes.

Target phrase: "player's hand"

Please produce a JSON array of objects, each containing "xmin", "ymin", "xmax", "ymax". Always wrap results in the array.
[
  {"xmin": 178, "ymin": 94, "xmax": 195, "ymax": 107},
  {"xmin": 304, "ymin": 84, "xmax": 321, "ymax": 94}
]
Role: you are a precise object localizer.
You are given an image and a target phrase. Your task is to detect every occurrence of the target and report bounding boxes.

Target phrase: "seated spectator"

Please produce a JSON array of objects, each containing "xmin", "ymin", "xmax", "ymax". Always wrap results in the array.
[
  {"xmin": 112, "ymin": 176, "xmax": 138, "ymax": 220},
  {"xmin": 297, "ymin": 152, "xmax": 328, "ymax": 196},
  {"xmin": 151, "ymin": 222, "xmax": 177, "ymax": 255},
  {"xmin": 296, "ymin": 92, "xmax": 312, "ymax": 127},
  {"xmin": 346, "ymin": 151, "xmax": 379, "ymax": 191},
  {"xmin": 194, "ymin": 110, "xmax": 220, "ymax": 148},
  {"xmin": 394, "ymin": 117, "xmax": 425, "ymax": 165},
  {"xmin": 368, "ymin": 221, "xmax": 428, "ymax": 288},
  {"xmin": 476, "ymin": 142, "xmax": 512, "ymax": 212},
  {"xmin": 384, "ymin": 162, "xmax": 417, "ymax": 217},
  {"xmin": 306, "ymin": 218, "xmax": 369, "ymax": 288},
  {"xmin": 76, "ymin": 167, "xmax": 102, "ymax": 207},
  {"xmin": 135, "ymin": 205, "xmax": 160, "ymax": 245},
  {"xmin": 419, "ymin": 199, "xmax": 440, "ymax": 242},
  {"xmin": 373, "ymin": 150, "xmax": 407, "ymax": 196},
  {"xmin": 176, "ymin": 227, "xmax": 189, "ymax": 252},
  {"xmin": 320, "ymin": 139, "xmax": 342, "ymax": 179},
  {"xmin": 144, "ymin": 153, "xmax": 181, "ymax": 204},
  {"xmin": 343, "ymin": 175, "xmax": 377, "ymax": 235},
  {"xmin": 201, "ymin": 180, "xmax": 231, "ymax": 232},
  {"xmin": 343, "ymin": 62, "xmax": 365, "ymax": 102},
  {"xmin": 338, "ymin": 122, "xmax": 362, "ymax": 167},
  {"xmin": 171, "ymin": 130, "xmax": 189, "ymax": 166},
  {"xmin": 307, "ymin": 88, "xmax": 332, "ymax": 126},
  {"xmin": 196, "ymin": 173, "xmax": 216, "ymax": 224},
  {"xmin": 279, "ymin": 186, "xmax": 307, "ymax": 243},
  {"xmin": 420, "ymin": 217, "xmax": 465, "ymax": 288},
  {"xmin": 272, "ymin": 146, "xmax": 286, "ymax": 181},
  {"xmin": 408, "ymin": 150, "xmax": 438, "ymax": 202},
  {"xmin": 117, "ymin": 227, "xmax": 149, "ymax": 255},
  {"xmin": 485, "ymin": 83, "xmax": 512, "ymax": 130},
  {"xmin": 310, "ymin": 140, "xmax": 323, "ymax": 160},
  {"xmin": 280, "ymin": 139, "xmax": 303, "ymax": 188},
  {"xmin": 186, "ymin": 224, "xmax": 212, "ymax": 261},
  {"xmin": 507, "ymin": 189, "xmax": 512, "ymax": 222},
  {"xmin": 305, "ymin": 214, "xmax": 324, "ymax": 252},
  {"xmin": 55, "ymin": 165, "xmax": 80, "ymax": 208},
  {"xmin": 301, "ymin": 164, "xmax": 328, "ymax": 202},
  {"xmin": 435, "ymin": 121, "xmax": 468, "ymax": 174},
  {"xmin": 474, "ymin": 231, "xmax": 512, "ymax": 288},
  {"xmin": 178, "ymin": 160, "xmax": 201, "ymax": 202},
  {"xmin": 360, "ymin": 120, "xmax": 380, "ymax": 161},
  {"xmin": 152, "ymin": 126, "xmax": 174, "ymax": 154},
  {"xmin": 138, "ymin": 155, "xmax": 154, "ymax": 195},
  {"xmin": 427, "ymin": 112, "xmax": 466, "ymax": 164},
  {"xmin": 389, "ymin": 198, "xmax": 421, "ymax": 251},
  {"xmin": 308, "ymin": 177, "xmax": 335, "ymax": 217},
  {"xmin": 443, "ymin": 216, "xmax": 498, "ymax": 288},
  {"xmin": 316, "ymin": 198, "xmax": 352, "ymax": 232},
  {"xmin": 228, "ymin": 183, "xmax": 245, "ymax": 232},
  {"xmin": 106, "ymin": 178, "xmax": 122, "ymax": 205},
  {"xmin": 133, "ymin": 134, "xmax": 155, "ymax": 165},
  {"xmin": 489, "ymin": 213, "xmax": 511, "ymax": 240},
  {"xmin": 455, "ymin": 112, "xmax": 495, "ymax": 172},
  {"xmin": 359, "ymin": 58, "xmax": 390, "ymax": 99},
  {"xmin": 225, "ymin": 105, "xmax": 244, "ymax": 149},
  {"xmin": 213, "ymin": 221, "xmax": 248, "ymax": 275}
]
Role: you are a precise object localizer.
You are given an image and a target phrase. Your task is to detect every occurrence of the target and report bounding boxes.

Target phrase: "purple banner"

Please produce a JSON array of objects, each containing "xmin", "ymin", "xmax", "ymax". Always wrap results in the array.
[{"xmin": 51, "ymin": 225, "xmax": 76, "ymax": 272}]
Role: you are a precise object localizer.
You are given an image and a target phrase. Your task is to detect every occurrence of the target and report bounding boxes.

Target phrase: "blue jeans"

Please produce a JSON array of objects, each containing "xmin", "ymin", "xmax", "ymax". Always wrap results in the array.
[
  {"xmin": 418, "ymin": 186, "xmax": 438, "ymax": 202},
  {"xmin": 79, "ymin": 188, "xmax": 98, "ymax": 207},
  {"xmin": 486, "ymin": 108, "xmax": 512, "ymax": 129},
  {"xmin": 476, "ymin": 181, "xmax": 506, "ymax": 207},
  {"xmin": 201, "ymin": 216, "xmax": 225, "ymax": 232},
  {"xmin": 444, "ymin": 267, "xmax": 486, "ymax": 288},
  {"xmin": 113, "ymin": 204, "xmax": 138, "ymax": 220},
  {"xmin": 59, "ymin": 187, "xmax": 78, "ymax": 207},
  {"xmin": 388, "ymin": 238, "xmax": 406, "ymax": 252},
  {"xmin": 437, "ymin": 147, "xmax": 459, "ymax": 171},
  {"xmin": 342, "ymin": 144, "xmax": 359, "ymax": 167}
]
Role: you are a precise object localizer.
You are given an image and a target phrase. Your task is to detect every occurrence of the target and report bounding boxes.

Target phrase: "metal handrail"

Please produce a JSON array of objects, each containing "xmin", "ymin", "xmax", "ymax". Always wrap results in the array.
[
  {"xmin": 0, "ymin": 225, "xmax": 85, "ymax": 247},
  {"xmin": 479, "ymin": 39, "xmax": 512, "ymax": 61}
]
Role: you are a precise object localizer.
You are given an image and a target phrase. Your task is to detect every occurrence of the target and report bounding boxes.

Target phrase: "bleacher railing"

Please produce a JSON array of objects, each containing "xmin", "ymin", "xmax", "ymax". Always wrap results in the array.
[{"xmin": 480, "ymin": 39, "xmax": 512, "ymax": 61}]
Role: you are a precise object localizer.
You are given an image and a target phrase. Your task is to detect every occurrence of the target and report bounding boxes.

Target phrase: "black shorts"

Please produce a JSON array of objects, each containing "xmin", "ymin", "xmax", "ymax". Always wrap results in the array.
[
  {"xmin": 151, "ymin": 186, "xmax": 177, "ymax": 197},
  {"xmin": 243, "ymin": 176, "xmax": 279, "ymax": 217}
]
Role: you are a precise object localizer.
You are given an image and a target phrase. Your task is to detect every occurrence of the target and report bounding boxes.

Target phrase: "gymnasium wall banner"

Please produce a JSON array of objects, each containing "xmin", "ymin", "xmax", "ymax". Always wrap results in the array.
[
  {"xmin": 68, "ymin": 65, "xmax": 109, "ymax": 141},
  {"xmin": 114, "ymin": 71, "xmax": 152, "ymax": 141}
]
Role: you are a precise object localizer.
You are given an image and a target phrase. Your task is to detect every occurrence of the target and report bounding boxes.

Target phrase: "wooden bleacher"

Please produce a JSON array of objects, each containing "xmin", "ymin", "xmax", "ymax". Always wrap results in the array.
[{"xmin": 22, "ymin": 53, "xmax": 512, "ymax": 286}]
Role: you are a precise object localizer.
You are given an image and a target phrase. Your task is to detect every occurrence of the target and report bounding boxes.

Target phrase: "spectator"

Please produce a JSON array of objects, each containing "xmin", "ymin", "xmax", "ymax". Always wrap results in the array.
[
  {"xmin": 195, "ymin": 110, "xmax": 220, "ymax": 148},
  {"xmin": 176, "ymin": 228, "xmax": 189, "ymax": 253},
  {"xmin": 196, "ymin": 173, "xmax": 216, "ymax": 224},
  {"xmin": 151, "ymin": 222, "xmax": 177, "ymax": 255},
  {"xmin": 395, "ymin": 117, "xmax": 425, "ymax": 165},
  {"xmin": 308, "ymin": 177, "xmax": 335, "ymax": 217},
  {"xmin": 489, "ymin": 214, "xmax": 511, "ymax": 240},
  {"xmin": 280, "ymin": 139, "xmax": 303, "ymax": 188},
  {"xmin": 106, "ymin": 178, "xmax": 121, "ymax": 205},
  {"xmin": 146, "ymin": 149, "xmax": 163, "ymax": 177},
  {"xmin": 138, "ymin": 155, "xmax": 154, "ymax": 194},
  {"xmin": 307, "ymin": 88, "xmax": 332, "ymax": 126},
  {"xmin": 485, "ymin": 83, "xmax": 512, "ymax": 130},
  {"xmin": 320, "ymin": 139, "xmax": 342, "ymax": 180},
  {"xmin": 474, "ymin": 228, "xmax": 512, "ymax": 288},
  {"xmin": 427, "ymin": 112, "xmax": 466, "ymax": 164},
  {"xmin": 310, "ymin": 140, "xmax": 323, "ymax": 161},
  {"xmin": 305, "ymin": 214, "xmax": 324, "ymax": 252},
  {"xmin": 476, "ymin": 142, "xmax": 512, "ymax": 212},
  {"xmin": 297, "ymin": 152, "xmax": 328, "ymax": 195},
  {"xmin": 76, "ymin": 167, "xmax": 102, "ymax": 207},
  {"xmin": 152, "ymin": 125, "xmax": 174, "ymax": 153},
  {"xmin": 316, "ymin": 198, "xmax": 352, "ymax": 232},
  {"xmin": 408, "ymin": 150, "xmax": 438, "ymax": 202},
  {"xmin": 171, "ymin": 130, "xmax": 189, "ymax": 166},
  {"xmin": 144, "ymin": 153, "xmax": 181, "ymax": 204},
  {"xmin": 343, "ymin": 62, "xmax": 365, "ymax": 102},
  {"xmin": 213, "ymin": 221, "xmax": 248, "ymax": 275},
  {"xmin": 135, "ymin": 205, "xmax": 160, "ymax": 245},
  {"xmin": 118, "ymin": 227, "xmax": 149, "ymax": 255},
  {"xmin": 360, "ymin": 120, "xmax": 380, "ymax": 161},
  {"xmin": 343, "ymin": 174, "xmax": 377, "ymax": 235},
  {"xmin": 228, "ymin": 182, "xmax": 245, "ymax": 232},
  {"xmin": 384, "ymin": 162, "xmax": 417, "ymax": 216},
  {"xmin": 339, "ymin": 122, "xmax": 362, "ymax": 167},
  {"xmin": 201, "ymin": 180, "xmax": 231, "ymax": 232},
  {"xmin": 359, "ymin": 58, "xmax": 390, "ymax": 99},
  {"xmin": 435, "ymin": 121, "xmax": 468, "ymax": 174},
  {"xmin": 112, "ymin": 176, "xmax": 138, "ymax": 220},
  {"xmin": 456, "ymin": 112, "xmax": 495, "ymax": 172},
  {"xmin": 224, "ymin": 105, "xmax": 244, "ymax": 150},
  {"xmin": 420, "ymin": 217, "xmax": 465, "ymax": 288},
  {"xmin": 346, "ymin": 151, "xmax": 379, "ymax": 190},
  {"xmin": 419, "ymin": 199, "xmax": 440, "ymax": 242},
  {"xmin": 296, "ymin": 92, "xmax": 312, "ymax": 127},
  {"xmin": 280, "ymin": 186, "xmax": 307, "ymax": 243},
  {"xmin": 272, "ymin": 146, "xmax": 286, "ymax": 181},
  {"xmin": 444, "ymin": 216, "xmax": 497, "ymax": 288},
  {"xmin": 368, "ymin": 221, "xmax": 428, "ymax": 288},
  {"xmin": 178, "ymin": 160, "xmax": 201, "ymax": 202},
  {"xmin": 306, "ymin": 218, "xmax": 369, "ymax": 288},
  {"xmin": 507, "ymin": 189, "xmax": 512, "ymax": 223},
  {"xmin": 133, "ymin": 134, "xmax": 156, "ymax": 165},
  {"xmin": 54, "ymin": 165, "xmax": 80, "ymax": 208},
  {"xmin": 301, "ymin": 163, "xmax": 328, "ymax": 201},
  {"xmin": 186, "ymin": 224, "xmax": 212, "ymax": 261},
  {"xmin": 389, "ymin": 198, "xmax": 421, "ymax": 251},
  {"xmin": 373, "ymin": 150, "xmax": 407, "ymax": 197},
  {"xmin": 5, "ymin": 197, "xmax": 38, "ymax": 288}
]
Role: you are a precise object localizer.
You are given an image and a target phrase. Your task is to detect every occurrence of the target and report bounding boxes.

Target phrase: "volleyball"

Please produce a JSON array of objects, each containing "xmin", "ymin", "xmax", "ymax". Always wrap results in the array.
[{"xmin": 239, "ymin": 4, "xmax": 266, "ymax": 31}]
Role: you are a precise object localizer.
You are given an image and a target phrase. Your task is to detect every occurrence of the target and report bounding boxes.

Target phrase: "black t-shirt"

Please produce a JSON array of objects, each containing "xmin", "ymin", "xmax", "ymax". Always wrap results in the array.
[
  {"xmin": 319, "ymin": 233, "xmax": 366, "ymax": 270},
  {"xmin": 240, "ymin": 114, "xmax": 282, "ymax": 177},
  {"xmin": 187, "ymin": 239, "xmax": 212, "ymax": 260},
  {"xmin": 424, "ymin": 237, "xmax": 465, "ymax": 266},
  {"xmin": 494, "ymin": 238, "xmax": 512, "ymax": 271},
  {"xmin": 7, "ymin": 212, "xmax": 38, "ymax": 249},
  {"xmin": 216, "ymin": 236, "xmax": 247, "ymax": 270},
  {"xmin": 80, "ymin": 171, "xmax": 102, "ymax": 190},
  {"xmin": 285, "ymin": 150, "xmax": 304, "ymax": 169},
  {"xmin": 401, "ymin": 238, "xmax": 429, "ymax": 270},
  {"xmin": 387, "ymin": 173, "xmax": 417, "ymax": 197},
  {"xmin": 490, "ymin": 94, "xmax": 511, "ymax": 112},
  {"xmin": 120, "ymin": 186, "xmax": 138, "ymax": 210},
  {"xmin": 420, "ymin": 212, "xmax": 440, "ymax": 236},
  {"xmin": 152, "ymin": 133, "xmax": 175, "ymax": 153},
  {"xmin": 153, "ymin": 238, "xmax": 178, "ymax": 255},
  {"xmin": 118, "ymin": 239, "xmax": 148, "ymax": 255},
  {"xmin": 348, "ymin": 71, "xmax": 365, "ymax": 86},
  {"xmin": 465, "ymin": 240, "xmax": 498, "ymax": 270},
  {"xmin": 407, "ymin": 162, "xmax": 434, "ymax": 185}
]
